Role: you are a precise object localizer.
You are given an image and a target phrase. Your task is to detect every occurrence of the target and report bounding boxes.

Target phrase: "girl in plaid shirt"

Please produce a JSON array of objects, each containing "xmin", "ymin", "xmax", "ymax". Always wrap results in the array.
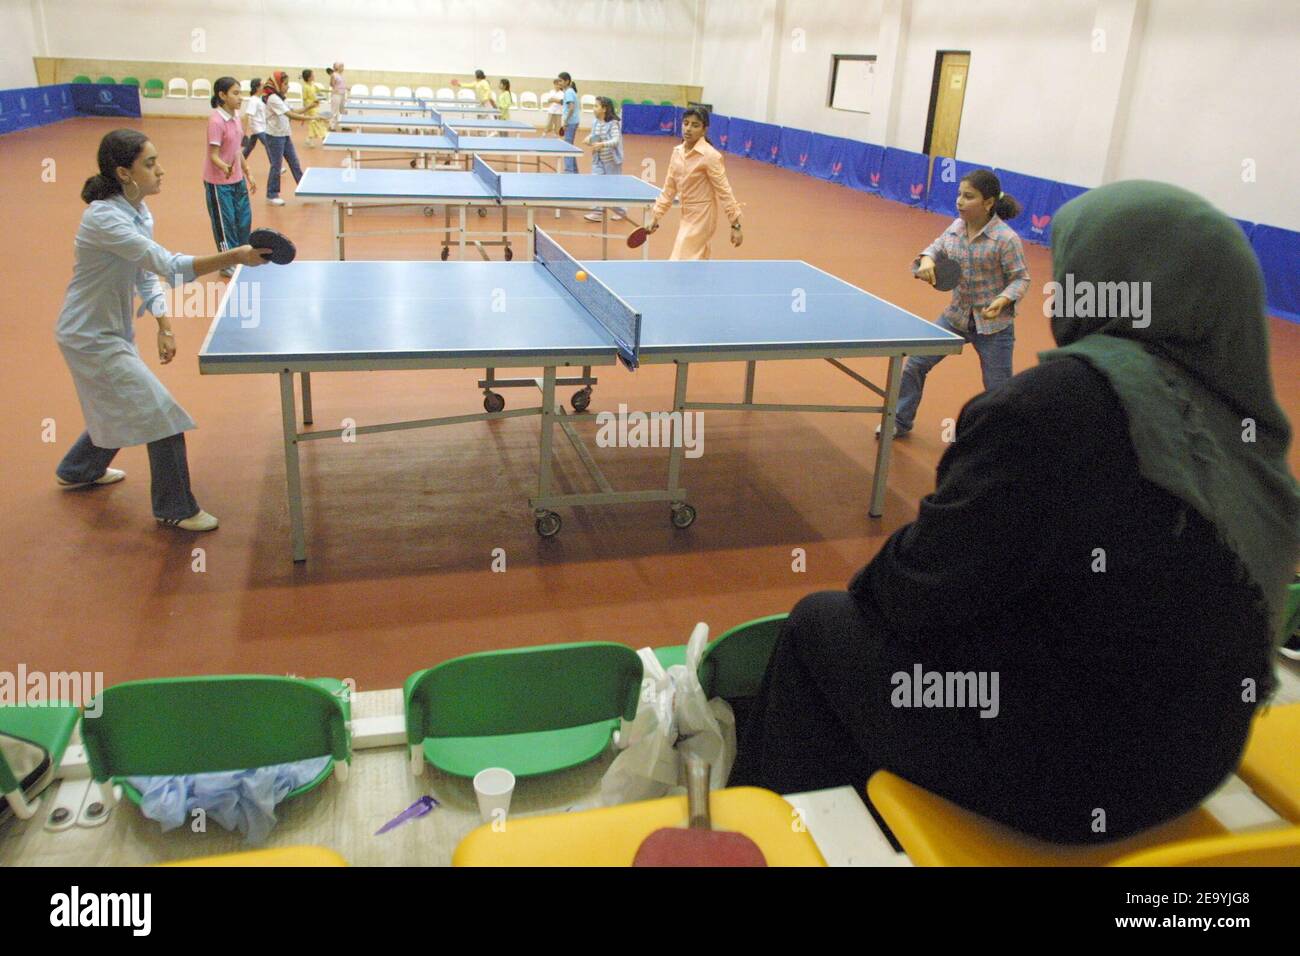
[
  {"xmin": 583, "ymin": 96, "xmax": 626, "ymax": 222},
  {"xmin": 886, "ymin": 169, "xmax": 1030, "ymax": 438}
]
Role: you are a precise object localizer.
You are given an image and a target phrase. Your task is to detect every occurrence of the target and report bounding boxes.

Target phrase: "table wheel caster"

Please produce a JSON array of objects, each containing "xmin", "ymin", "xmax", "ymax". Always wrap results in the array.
[
  {"xmin": 670, "ymin": 503, "xmax": 697, "ymax": 529},
  {"xmin": 504, "ymin": 246, "xmax": 514, "ymax": 261},
  {"xmin": 440, "ymin": 246, "xmax": 450, "ymax": 261},
  {"xmin": 409, "ymin": 159, "xmax": 418, "ymax": 168},
  {"xmin": 477, "ymin": 207, "xmax": 488, "ymax": 218},
  {"xmin": 535, "ymin": 510, "xmax": 562, "ymax": 538},
  {"xmin": 423, "ymin": 206, "xmax": 435, "ymax": 217},
  {"xmin": 483, "ymin": 392, "xmax": 506, "ymax": 413},
  {"xmin": 570, "ymin": 387, "xmax": 592, "ymax": 412}
]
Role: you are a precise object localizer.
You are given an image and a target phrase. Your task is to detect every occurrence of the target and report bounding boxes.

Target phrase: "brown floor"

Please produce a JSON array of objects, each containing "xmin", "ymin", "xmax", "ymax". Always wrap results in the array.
[{"xmin": 4, "ymin": 116, "xmax": 1298, "ymax": 691}]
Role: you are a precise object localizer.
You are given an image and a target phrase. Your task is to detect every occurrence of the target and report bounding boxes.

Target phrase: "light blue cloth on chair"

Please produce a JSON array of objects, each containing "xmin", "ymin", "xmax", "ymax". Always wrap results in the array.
[{"xmin": 127, "ymin": 757, "xmax": 331, "ymax": 843}]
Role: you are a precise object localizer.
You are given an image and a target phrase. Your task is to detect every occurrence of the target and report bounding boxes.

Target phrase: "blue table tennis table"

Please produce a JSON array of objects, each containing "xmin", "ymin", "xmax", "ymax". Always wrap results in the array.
[
  {"xmin": 325, "ymin": 126, "xmax": 581, "ymax": 172},
  {"xmin": 336, "ymin": 111, "xmax": 534, "ymax": 134},
  {"xmin": 296, "ymin": 158, "xmax": 662, "ymax": 261},
  {"xmin": 199, "ymin": 229, "xmax": 963, "ymax": 562}
]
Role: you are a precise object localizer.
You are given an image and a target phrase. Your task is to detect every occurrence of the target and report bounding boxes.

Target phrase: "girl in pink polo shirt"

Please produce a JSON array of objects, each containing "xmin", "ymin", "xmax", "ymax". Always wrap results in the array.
[{"xmin": 204, "ymin": 77, "xmax": 257, "ymax": 277}]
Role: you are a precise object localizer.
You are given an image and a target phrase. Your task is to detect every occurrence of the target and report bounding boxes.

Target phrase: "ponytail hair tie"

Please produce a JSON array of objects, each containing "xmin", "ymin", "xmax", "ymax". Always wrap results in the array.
[{"xmin": 998, "ymin": 191, "xmax": 1004, "ymax": 199}]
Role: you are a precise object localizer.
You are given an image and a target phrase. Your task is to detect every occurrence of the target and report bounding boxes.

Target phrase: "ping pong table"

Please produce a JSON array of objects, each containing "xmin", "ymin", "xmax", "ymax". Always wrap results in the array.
[
  {"xmin": 336, "ymin": 111, "xmax": 535, "ymax": 134},
  {"xmin": 296, "ymin": 158, "xmax": 661, "ymax": 262},
  {"xmin": 199, "ymin": 229, "xmax": 963, "ymax": 562},
  {"xmin": 325, "ymin": 127, "xmax": 581, "ymax": 172}
]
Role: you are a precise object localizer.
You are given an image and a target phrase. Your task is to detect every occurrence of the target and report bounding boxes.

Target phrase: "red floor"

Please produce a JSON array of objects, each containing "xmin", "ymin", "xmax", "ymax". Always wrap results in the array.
[{"xmin": 4, "ymin": 117, "xmax": 1297, "ymax": 690}]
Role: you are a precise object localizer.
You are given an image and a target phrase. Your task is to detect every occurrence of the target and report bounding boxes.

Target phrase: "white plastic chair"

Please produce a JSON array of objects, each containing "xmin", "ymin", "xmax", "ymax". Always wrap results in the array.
[
  {"xmin": 436, "ymin": 87, "xmax": 454, "ymax": 101},
  {"xmin": 167, "ymin": 77, "xmax": 188, "ymax": 98},
  {"xmin": 580, "ymin": 93, "xmax": 596, "ymax": 113},
  {"xmin": 372, "ymin": 84, "xmax": 392, "ymax": 98},
  {"xmin": 518, "ymin": 91, "xmax": 539, "ymax": 111},
  {"xmin": 350, "ymin": 83, "xmax": 370, "ymax": 97},
  {"xmin": 394, "ymin": 86, "xmax": 413, "ymax": 99},
  {"xmin": 285, "ymin": 81, "xmax": 304, "ymax": 107},
  {"xmin": 457, "ymin": 88, "xmax": 476, "ymax": 102},
  {"xmin": 415, "ymin": 86, "xmax": 434, "ymax": 100},
  {"xmin": 240, "ymin": 79, "xmax": 252, "ymax": 94},
  {"xmin": 191, "ymin": 78, "xmax": 212, "ymax": 100}
]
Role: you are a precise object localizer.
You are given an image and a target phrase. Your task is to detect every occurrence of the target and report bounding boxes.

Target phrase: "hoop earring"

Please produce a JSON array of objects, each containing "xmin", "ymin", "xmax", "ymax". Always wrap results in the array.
[{"xmin": 123, "ymin": 178, "xmax": 142, "ymax": 202}]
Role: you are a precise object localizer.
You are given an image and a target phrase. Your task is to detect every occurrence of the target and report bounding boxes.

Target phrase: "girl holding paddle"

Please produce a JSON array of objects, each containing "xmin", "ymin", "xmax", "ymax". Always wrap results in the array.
[
  {"xmin": 647, "ymin": 107, "xmax": 743, "ymax": 260},
  {"xmin": 261, "ymin": 71, "xmax": 316, "ymax": 205},
  {"xmin": 883, "ymin": 169, "xmax": 1029, "ymax": 438},
  {"xmin": 55, "ymin": 130, "xmax": 268, "ymax": 532},
  {"xmin": 205, "ymin": 77, "xmax": 256, "ymax": 277}
]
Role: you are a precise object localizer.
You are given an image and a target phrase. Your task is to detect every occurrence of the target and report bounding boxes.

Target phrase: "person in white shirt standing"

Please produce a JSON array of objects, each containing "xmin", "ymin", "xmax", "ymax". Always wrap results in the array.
[
  {"xmin": 260, "ymin": 71, "xmax": 315, "ymax": 205},
  {"xmin": 328, "ymin": 61, "xmax": 345, "ymax": 130},
  {"xmin": 241, "ymin": 76, "xmax": 267, "ymax": 161},
  {"xmin": 542, "ymin": 78, "xmax": 564, "ymax": 136}
]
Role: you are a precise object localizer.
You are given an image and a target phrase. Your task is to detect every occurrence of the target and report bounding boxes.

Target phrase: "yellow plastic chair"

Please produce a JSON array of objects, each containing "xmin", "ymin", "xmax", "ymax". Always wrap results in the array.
[
  {"xmin": 1112, "ymin": 826, "xmax": 1300, "ymax": 866},
  {"xmin": 1235, "ymin": 701, "xmax": 1300, "ymax": 824},
  {"xmin": 453, "ymin": 787, "xmax": 826, "ymax": 866},
  {"xmin": 164, "ymin": 846, "xmax": 346, "ymax": 867},
  {"xmin": 866, "ymin": 770, "xmax": 1226, "ymax": 866}
]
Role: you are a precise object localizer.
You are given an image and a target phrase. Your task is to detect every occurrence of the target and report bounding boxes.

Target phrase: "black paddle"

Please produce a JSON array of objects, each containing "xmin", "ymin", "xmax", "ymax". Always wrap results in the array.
[
  {"xmin": 915, "ymin": 249, "xmax": 960, "ymax": 291},
  {"xmin": 249, "ymin": 228, "xmax": 297, "ymax": 265}
]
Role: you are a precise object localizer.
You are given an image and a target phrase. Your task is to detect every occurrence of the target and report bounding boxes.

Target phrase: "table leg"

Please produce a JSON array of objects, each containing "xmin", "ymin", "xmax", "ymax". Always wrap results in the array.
[
  {"xmin": 502, "ymin": 204, "xmax": 510, "ymax": 259},
  {"xmin": 526, "ymin": 208, "xmax": 536, "ymax": 259},
  {"xmin": 537, "ymin": 366, "xmax": 557, "ymax": 501},
  {"xmin": 869, "ymin": 355, "xmax": 904, "ymax": 517},
  {"xmin": 601, "ymin": 207, "xmax": 609, "ymax": 258},
  {"xmin": 458, "ymin": 206, "xmax": 467, "ymax": 258},
  {"xmin": 301, "ymin": 372, "xmax": 314, "ymax": 425},
  {"xmin": 279, "ymin": 371, "xmax": 307, "ymax": 563},
  {"xmin": 335, "ymin": 202, "xmax": 345, "ymax": 261},
  {"xmin": 743, "ymin": 361, "xmax": 756, "ymax": 403},
  {"xmin": 666, "ymin": 361, "xmax": 690, "ymax": 497}
]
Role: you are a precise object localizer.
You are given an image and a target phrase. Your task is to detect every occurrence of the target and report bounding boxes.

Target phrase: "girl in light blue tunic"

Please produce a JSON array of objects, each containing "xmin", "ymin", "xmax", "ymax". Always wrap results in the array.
[{"xmin": 55, "ymin": 129, "xmax": 268, "ymax": 532}]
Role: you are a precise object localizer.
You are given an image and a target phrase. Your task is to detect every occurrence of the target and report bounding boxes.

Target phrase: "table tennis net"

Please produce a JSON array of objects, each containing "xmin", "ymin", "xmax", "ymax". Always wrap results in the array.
[
  {"xmin": 534, "ymin": 228, "xmax": 641, "ymax": 367},
  {"xmin": 471, "ymin": 154, "xmax": 501, "ymax": 197}
]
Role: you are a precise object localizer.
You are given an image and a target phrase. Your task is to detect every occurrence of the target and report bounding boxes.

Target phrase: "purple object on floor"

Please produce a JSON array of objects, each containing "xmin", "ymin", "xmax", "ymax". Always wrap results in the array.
[{"xmin": 375, "ymin": 795, "xmax": 439, "ymax": 835}]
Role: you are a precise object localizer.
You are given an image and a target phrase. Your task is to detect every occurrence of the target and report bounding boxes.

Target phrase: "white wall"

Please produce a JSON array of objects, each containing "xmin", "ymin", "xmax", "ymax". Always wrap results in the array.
[
  {"xmin": 30, "ymin": 0, "xmax": 699, "ymax": 83},
  {"xmin": 1114, "ymin": 0, "xmax": 1300, "ymax": 229},
  {"xmin": 0, "ymin": 0, "xmax": 40, "ymax": 88}
]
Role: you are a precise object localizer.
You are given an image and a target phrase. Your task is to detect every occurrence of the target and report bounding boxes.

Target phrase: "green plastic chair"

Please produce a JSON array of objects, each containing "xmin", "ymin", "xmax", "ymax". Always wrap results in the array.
[
  {"xmin": 96, "ymin": 76, "xmax": 116, "ymax": 85},
  {"xmin": 620, "ymin": 98, "xmax": 633, "ymax": 106},
  {"xmin": 405, "ymin": 642, "xmax": 642, "ymax": 779},
  {"xmin": 71, "ymin": 75, "xmax": 92, "ymax": 85},
  {"xmin": 81, "ymin": 675, "xmax": 351, "ymax": 811},
  {"xmin": 120, "ymin": 76, "xmax": 140, "ymax": 87},
  {"xmin": 659, "ymin": 100, "xmax": 674, "ymax": 107},
  {"xmin": 0, "ymin": 703, "xmax": 81, "ymax": 821},
  {"xmin": 651, "ymin": 613, "xmax": 788, "ymax": 698},
  {"xmin": 142, "ymin": 78, "xmax": 165, "ymax": 99},
  {"xmin": 641, "ymin": 99, "xmax": 655, "ymax": 106}
]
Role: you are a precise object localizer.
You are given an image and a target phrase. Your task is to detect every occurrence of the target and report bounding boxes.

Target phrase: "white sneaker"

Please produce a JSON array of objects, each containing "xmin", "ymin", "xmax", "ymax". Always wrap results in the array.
[
  {"xmin": 57, "ymin": 468, "xmax": 125, "ymax": 489},
  {"xmin": 268, "ymin": 197, "xmax": 286, "ymax": 206},
  {"xmin": 159, "ymin": 510, "xmax": 220, "ymax": 532},
  {"xmin": 610, "ymin": 211, "xmax": 626, "ymax": 221},
  {"xmin": 584, "ymin": 212, "xmax": 603, "ymax": 222}
]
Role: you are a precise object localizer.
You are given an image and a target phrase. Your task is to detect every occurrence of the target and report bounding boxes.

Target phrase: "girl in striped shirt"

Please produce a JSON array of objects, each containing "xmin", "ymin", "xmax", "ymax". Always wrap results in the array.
[{"xmin": 583, "ymin": 96, "xmax": 625, "ymax": 222}]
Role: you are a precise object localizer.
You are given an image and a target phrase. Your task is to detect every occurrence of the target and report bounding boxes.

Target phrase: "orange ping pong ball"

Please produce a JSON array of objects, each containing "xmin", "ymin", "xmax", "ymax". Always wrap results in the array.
[{"xmin": 575, "ymin": 270, "xmax": 588, "ymax": 282}]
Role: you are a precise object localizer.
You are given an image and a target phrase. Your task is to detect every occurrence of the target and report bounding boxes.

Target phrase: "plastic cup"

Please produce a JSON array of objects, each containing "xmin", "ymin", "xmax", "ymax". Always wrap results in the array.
[{"xmin": 473, "ymin": 768, "xmax": 515, "ymax": 824}]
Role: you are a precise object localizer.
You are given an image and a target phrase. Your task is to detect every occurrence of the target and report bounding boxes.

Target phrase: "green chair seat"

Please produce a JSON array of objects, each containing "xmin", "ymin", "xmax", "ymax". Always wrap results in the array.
[
  {"xmin": 423, "ymin": 720, "xmax": 620, "ymax": 779},
  {"xmin": 120, "ymin": 76, "xmax": 140, "ymax": 87},
  {"xmin": 405, "ymin": 642, "xmax": 641, "ymax": 779},
  {"xmin": 652, "ymin": 645, "xmax": 687, "ymax": 669},
  {"xmin": 142, "ymin": 79, "xmax": 165, "ymax": 99}
]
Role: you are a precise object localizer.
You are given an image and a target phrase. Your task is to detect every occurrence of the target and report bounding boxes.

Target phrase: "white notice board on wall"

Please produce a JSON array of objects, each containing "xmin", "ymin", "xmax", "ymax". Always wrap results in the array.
[{"xmin": 830, "ymin": 55, "xmax": 876, "ymax": 114}]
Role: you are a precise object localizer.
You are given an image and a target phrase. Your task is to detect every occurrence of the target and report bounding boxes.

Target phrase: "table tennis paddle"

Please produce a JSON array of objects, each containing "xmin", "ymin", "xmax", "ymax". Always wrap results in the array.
[
  {"xmin": 631, "ymin": 756, "xmax": 767, "ymax": 867},
  {"xmin": 249, "ymin": 228, "xmax": 297, "ymax": 265},
  {"xmin": 626, "ymin": 226, "xmax": 650, "ymax": 249},
  {"xmin": 915, "ymin": 250, "xmax": 961, "ymax": 292}
]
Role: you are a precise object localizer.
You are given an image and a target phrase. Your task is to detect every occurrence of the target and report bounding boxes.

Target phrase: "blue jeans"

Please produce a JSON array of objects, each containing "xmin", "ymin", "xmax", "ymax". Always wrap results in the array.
[
  {"xmin": 894, "ymin": 314, "xmax": 1014, "ymax": 433},
  {"xmin": 57, "ymin": 431, "xmax": 200, "ymax": 521},
  {"xmin": 562, "ymin": 122, "xmax": 579, "ymax": 173},
  {"xmin": 242, "ymin": 131, "xmax": 267, "ymax": 159},
  {"xmin": 264, "ymin": 134, "xmax": 303, "ymax": 199},
  {"xmin": 591, "ymin": 156, "xmax": 627, "ymax": 216}
]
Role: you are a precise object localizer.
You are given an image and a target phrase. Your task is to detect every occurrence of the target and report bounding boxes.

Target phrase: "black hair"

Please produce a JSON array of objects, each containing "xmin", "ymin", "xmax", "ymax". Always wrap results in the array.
[
  {"xmin": 326, "ymin": 67, "xmax": 334, "ymax": 75},
  {"xmin": 475, "ymin": 69, "xmax": 486, "ymax": 80},
  {"xmin": 211, "ymin": 76, "xmax": 240, "ymax": 109},
  {"xmin": 681, "ymin": 106, "xmax": 712, "ymax": 144},
  {"xmin": 499, "ymin": 78, "xmax": 511, "ymax": 91},
  {"xmin": 249, "ymin": 76, "xmax": 262, "ymax": 92},
  {"xmin": 595, "ymin": 95, "xmax": 618, "ymax": 122},
  {"xmin": 81, "ymin": 128, "xmax": 150, "ymax": 203},
  {"xmin": 301, "ymin": 68, "xmax": 314, "ymax": 82},
  {"xmin": 558, "ymin": 71, "xmax": 576, "ymax": 93},
  {"xmin": 961, "ymin": 169, "xmax": 1022, "ymax": 221}
]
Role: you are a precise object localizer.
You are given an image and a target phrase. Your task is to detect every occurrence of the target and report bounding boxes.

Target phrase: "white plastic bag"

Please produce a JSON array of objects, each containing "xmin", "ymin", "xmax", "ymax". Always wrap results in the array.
[{"xmin": 599, "ymin": 623, "xmax": 737, "ymax": 806}]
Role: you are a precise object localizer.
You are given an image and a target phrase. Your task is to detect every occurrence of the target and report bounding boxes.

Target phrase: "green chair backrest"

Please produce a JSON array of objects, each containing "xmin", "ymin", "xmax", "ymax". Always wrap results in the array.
[
  {"xmin": 641, "ymin": 99, "xmax": 655, "ymax": 105},
  {"xmin": 620, "ymin": 98, "xmax": 633, "ymax": 105},
  {"xmin": 699, "ymin": 614, "xmax": 788, "ymax": 699},
  {"xmin": 81, "ymin": 676, "xmax": 349, "ymax": 782},
  {"xmin": 142, "ymin": 78, "xmax": 165, "ymax": 98},
  {"xmin": 660, "ymin": 100, "xmax": 673, "ymax": 106},
  {"xmin": 405, "ymin": 642, "xmax": 641, "ymax": 744},
  {"xmin": 121, "ymin": 76, "xmax": 140, "ymax": 87},
  {"xmin": 96, "ymin": 76, "xmax": 116, "ymax": 85},
  {"xmin": 144, "ymin": 78, "xmax": 164, "ymax": 89},
  {"xmin": 71, "ymin": 75, "xmax": 92, "ymax": 85}
]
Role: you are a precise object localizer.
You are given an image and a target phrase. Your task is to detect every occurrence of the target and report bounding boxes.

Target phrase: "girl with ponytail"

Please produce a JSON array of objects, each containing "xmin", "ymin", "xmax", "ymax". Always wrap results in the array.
[
  {"xmin": 204, "ymin": 77, "xmax": 256, "ymax": 275},
  {"xmin": 260, "ymin": 71, "xmax": 315, "ymax": 204},
  {"xmin": 58, "ymin": 130, "xmax": 269, "ymax": 533},
  {"xmin": 885, "ymin": 168, "xmax": 1029, "ymax": 438}
]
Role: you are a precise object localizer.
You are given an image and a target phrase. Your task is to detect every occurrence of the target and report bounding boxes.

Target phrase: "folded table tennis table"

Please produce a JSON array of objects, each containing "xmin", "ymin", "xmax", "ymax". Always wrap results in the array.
[
  {"xmin": 324, "ymin": 126, "xmax": 581, "ymax": 172},
  {"xmin": 335, "ymin": 110, "xmax": 534, "ymax": 134},
  {"xmin": 199, "ymin": 229, "xmax": 963, "ymax": 562}
]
